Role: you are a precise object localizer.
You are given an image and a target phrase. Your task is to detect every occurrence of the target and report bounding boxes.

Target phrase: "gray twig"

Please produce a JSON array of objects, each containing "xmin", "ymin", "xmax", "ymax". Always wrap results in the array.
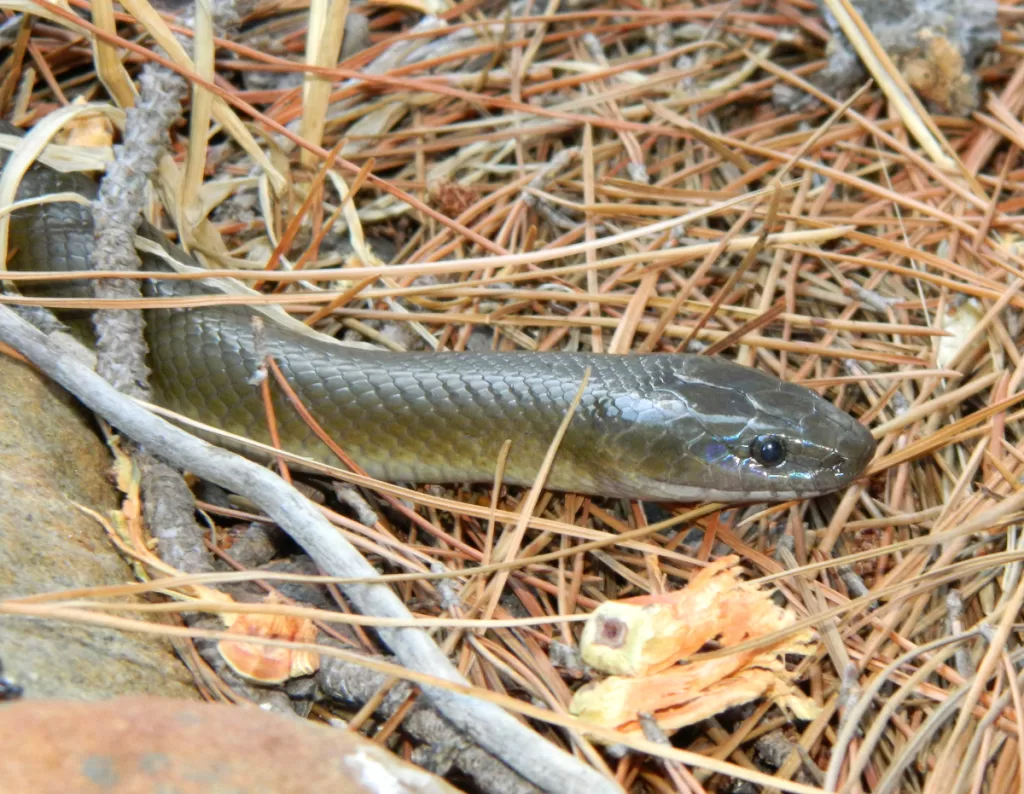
[
  {"xmin": 139, "ymin": 457, "xmax": 215, "ymax": 574},
  {"xmin": 90, "ymin": 67, "xmax": 185, "ymax": 399},
  {"xmin": 86, "ymin": 68, "xmax": 211, "ymax": 575},
  {"xmin": 319, "ymin": 655, "xmax": 543, "ymax": 794}
]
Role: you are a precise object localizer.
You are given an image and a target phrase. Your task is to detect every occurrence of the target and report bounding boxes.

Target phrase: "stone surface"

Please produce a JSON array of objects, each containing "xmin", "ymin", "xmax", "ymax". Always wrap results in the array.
[
  {"xmin": 0, "ymin": 355, "xmax": 196, "ymax": 700},
  {"xmin": 815, "ymin": 0, "xmax": 999, "ymax": 115},
  {"xmin": 0, "ymin": 696, "xmax": 463, "ymax": 794}
]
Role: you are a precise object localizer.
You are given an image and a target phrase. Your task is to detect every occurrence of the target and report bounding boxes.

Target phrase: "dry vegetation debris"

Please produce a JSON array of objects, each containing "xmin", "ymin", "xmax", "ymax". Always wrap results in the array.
[{"xmin": 1, "ymin": 0, "xmax": 1024, "ymax": 792}]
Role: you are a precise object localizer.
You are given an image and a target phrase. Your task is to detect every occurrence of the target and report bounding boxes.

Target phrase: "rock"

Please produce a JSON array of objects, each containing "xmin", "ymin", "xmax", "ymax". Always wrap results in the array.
[
  {"xmin": 815, "ymin": 0, "xmax": 1000, "ymax": 115},
  {"xmin": 0, "ymin": 696, "xmax": 463, "ymax": 794},
  {"xmin": 0, "ymin": 355, "xmax": 195, "ymax": 700}
]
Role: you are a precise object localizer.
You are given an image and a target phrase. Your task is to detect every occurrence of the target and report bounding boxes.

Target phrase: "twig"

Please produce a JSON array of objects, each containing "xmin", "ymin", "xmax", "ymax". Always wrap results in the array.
[
  {"xmin": 319, "ymin": 653, "xmax": 544, "ymax": 794},
  {"xmin": 90, "ymin": 67, "xmax": 185, "ymax": 398}
]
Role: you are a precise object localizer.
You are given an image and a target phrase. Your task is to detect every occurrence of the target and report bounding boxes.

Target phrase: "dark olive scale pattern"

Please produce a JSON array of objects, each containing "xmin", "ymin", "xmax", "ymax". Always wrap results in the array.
[
  {"xmin": 145, "ymin": 300, "xmax": 714, "ymax": 493},
  {"xmin": 3, "ymin": 130, "xmax": 876, "ymax": 502}
]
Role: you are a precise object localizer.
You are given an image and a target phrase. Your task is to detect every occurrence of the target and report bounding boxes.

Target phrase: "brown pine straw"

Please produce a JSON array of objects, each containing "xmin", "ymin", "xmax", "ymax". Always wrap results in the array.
[{"xmin": 3, "ymin": 0, "xmax": 1024, "ymax": 792}]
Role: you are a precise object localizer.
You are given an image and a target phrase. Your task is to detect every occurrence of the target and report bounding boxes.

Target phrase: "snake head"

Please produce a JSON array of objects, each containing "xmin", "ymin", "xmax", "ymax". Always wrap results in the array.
[{"xmin": 587, "ymin": 356, "xmax": 876, "ymax": 502}]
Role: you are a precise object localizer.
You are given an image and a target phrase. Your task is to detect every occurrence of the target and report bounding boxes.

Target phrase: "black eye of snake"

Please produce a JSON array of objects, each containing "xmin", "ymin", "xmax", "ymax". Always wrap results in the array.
[{"xmin": 751, "ymin": 435, "xmax": 786, "ymax": 467}]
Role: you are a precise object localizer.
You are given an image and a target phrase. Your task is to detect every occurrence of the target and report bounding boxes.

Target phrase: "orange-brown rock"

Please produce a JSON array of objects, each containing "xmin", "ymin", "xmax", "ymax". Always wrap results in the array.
[{"xmin": 0, "ymin": 696, "xmax": 462, "ymax": 793}]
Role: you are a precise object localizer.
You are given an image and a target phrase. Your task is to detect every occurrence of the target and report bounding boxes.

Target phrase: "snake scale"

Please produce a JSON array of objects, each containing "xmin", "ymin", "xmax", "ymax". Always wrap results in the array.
[{"xmin": 1, "ymin": 126, "xmax": 875, "ymax": 502}]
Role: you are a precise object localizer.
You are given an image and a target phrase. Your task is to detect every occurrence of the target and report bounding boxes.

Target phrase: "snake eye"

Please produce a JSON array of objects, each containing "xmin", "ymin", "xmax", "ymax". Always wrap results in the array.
[{"xmin": 751, "ymin": 435, "xmax": 786, "ymax": 467}]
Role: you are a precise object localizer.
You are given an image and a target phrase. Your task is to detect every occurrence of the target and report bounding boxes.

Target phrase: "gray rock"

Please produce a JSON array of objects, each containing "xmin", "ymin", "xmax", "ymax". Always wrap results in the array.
[
  {"xmin": 0, "ymin": 355, "xmax": 196, "ymax": 700},
  {"xmin": 816, "ymin": 0, "xmax": 1000, "ymax": 115}
]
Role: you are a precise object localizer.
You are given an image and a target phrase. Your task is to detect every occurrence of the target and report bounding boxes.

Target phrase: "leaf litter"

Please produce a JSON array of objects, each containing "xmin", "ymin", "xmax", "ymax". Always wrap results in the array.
[{"xmin": 0, "ymin": 0, "xmax": 1023, "ymax": 791}]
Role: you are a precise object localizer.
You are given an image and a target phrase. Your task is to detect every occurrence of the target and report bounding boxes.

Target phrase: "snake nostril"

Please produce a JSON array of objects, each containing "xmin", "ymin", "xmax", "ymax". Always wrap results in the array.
[{"xmin": 822, "ymin": 451, "xmax": 844, "ymax": 471}]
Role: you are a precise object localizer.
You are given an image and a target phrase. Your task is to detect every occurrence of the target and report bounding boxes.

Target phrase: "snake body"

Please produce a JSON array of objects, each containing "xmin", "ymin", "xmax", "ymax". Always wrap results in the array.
[{"xmin": 2, "ymin": 135, "xmax": 875, "ymax": 502}]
